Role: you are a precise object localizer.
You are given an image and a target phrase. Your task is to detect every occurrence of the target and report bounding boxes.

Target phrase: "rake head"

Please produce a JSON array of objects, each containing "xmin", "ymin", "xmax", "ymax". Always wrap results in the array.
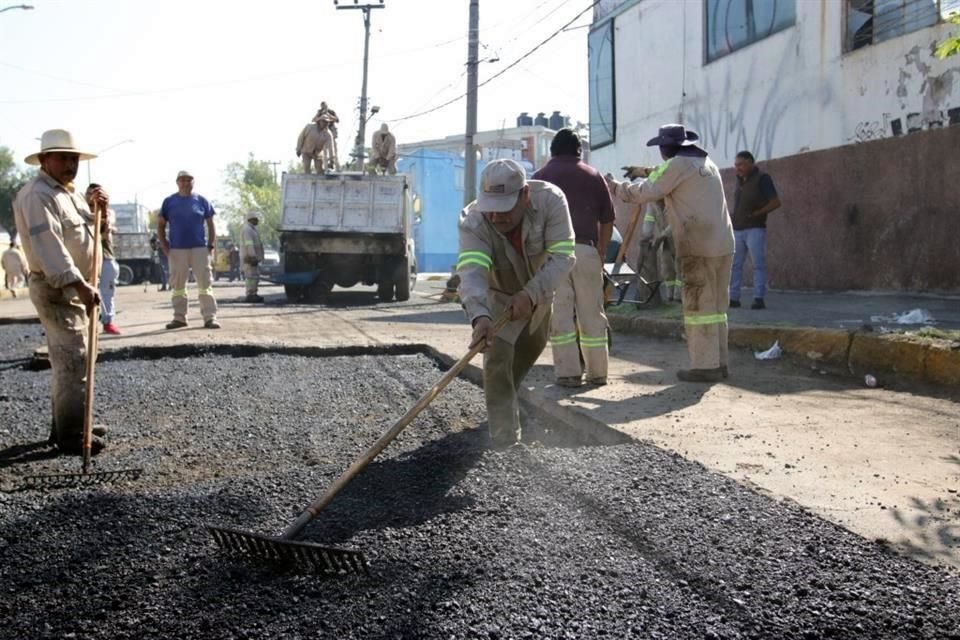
[
  {"xmin": 15, "ymin": 468, "xmax": 143, "ymax": 492},
  {"xmin": 208, "ymin": 525, "xmax": 368, "ymax": 576}
]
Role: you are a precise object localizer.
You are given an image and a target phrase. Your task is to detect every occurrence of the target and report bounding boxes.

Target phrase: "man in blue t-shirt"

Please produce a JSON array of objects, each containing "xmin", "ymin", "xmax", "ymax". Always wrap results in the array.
[{"xmin": 157, "ymin": 170, "xmax": 220, "ymax": 329}]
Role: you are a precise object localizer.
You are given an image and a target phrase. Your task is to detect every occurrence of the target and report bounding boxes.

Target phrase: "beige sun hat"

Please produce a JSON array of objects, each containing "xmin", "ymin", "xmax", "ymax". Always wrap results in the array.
[{"xmin": 24, "ymin": 129, "xmax": 97, "ymax": 166}]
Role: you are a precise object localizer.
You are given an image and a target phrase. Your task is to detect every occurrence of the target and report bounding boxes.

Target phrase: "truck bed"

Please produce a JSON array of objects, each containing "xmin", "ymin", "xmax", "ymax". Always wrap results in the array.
[{"xmin": 279, "ymin": 173, "xmax": 407, "ymax": 235}]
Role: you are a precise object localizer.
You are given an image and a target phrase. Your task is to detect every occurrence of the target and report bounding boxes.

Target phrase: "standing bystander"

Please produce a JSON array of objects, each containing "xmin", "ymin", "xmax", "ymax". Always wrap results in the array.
[
  {"xmin": 240, "ymin": 212, "xmax": 265, "ymax": 303},
  {"xmin": 729, "ymin": 151, "xmax": 781, "ymax": 310},
  {"xmin": 2, "ymin": 240, "xmax": 28, "ymax": 296},
  {"xmin": 533, "ymin": 128, "xmax": 614, "ymax": 387},
  {"xmin": 157, "ymin": 170, "xmax": 220, "ymax": 330},
  {"xmin": 86, "ymin": 183, "xmax": 121, "ymax": 334}
]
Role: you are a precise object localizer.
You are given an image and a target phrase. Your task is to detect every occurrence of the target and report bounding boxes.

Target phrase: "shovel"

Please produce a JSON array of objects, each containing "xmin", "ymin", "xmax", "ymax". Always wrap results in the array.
[
  {"xmin": 18, "ymin": 199, "xmax": 142, "ymax": 491},
  {"xmin": 208, "ymin": 314, "xmax": 510, "ymax": 575}
]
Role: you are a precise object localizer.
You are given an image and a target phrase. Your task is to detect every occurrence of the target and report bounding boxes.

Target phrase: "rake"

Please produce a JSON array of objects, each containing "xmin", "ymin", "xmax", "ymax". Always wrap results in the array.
[
  {"xmin": 18, "ymin": 199, "xmax": 142, "ymax": 492},
  {"xmin": 604, "ymin": 202, "xmax": 660, "ymax": 307},
  {"xmin": 208, "ymin": 314, "xmax": 510, "ymax": 575}
]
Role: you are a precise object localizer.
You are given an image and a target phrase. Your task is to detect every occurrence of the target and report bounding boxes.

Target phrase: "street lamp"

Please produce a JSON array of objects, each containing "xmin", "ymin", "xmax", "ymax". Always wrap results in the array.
[
  {"xmin": 0, "ymin": 4, "xmax": 34, "ymax": 14},
  {"xmin": 87, "ymin": 138, "xmax": 134, "ymax": 184}
]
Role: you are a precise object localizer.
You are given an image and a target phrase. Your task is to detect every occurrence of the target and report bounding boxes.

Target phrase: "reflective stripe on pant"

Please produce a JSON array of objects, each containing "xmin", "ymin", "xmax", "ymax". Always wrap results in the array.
[
  {"xmin": 550, "ymin": 244, "xmax": 608, "ymax": 379},
  {"xmin": 99, "ymin": 257, "xmax": 118, "ymax": 324},
  {"xmin": 243, "ymin": 263, "xmax": 259, "ymax": 296},
  {"xmin": 730, "ymin": 228, "xmax": 767, "ymax": 301},
  {"xmin": 483, "ymin": 313, "xmax": 550, "ymax": 445},
  {"xmin": 680, "ymin": 254, "xmax": 733, "ymax": 370},
  {"xmin": 659, "ymin": 239, "xmax": 681, "ymax": 302},
  {"xmin": 29, "ymin": 278, "xmax": 87, "ymax": 450},
  {"xmin": 168, "ymin": 247, "xmax": 218, "ymax": 323}
]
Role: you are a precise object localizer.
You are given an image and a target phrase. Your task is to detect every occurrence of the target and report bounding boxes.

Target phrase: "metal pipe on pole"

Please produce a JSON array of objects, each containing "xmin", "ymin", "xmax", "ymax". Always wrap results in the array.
[{"xmin": 464, "ymin": 0, "xmax": 479, "ymax": 206}]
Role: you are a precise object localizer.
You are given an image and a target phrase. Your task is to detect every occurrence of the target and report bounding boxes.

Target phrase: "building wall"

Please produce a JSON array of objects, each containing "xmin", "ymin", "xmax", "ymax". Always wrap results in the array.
[
  {"xmin": 732, "ymin": 125, "xmax": 960, "ymax": 293},
  {"xmin": 591, "ymin": 0, "xmax": 960, "ymax": 170}
]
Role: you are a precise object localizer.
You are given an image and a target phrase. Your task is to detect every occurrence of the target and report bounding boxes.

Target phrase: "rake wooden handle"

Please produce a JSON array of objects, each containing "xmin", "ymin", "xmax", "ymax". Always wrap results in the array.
[
  {"xmin": 82, "ymin": 202, "xmax": 102, "ymax": 473},
  {"xmin": 282, "ymin": 314, "xmax": 510, "ymax": 540},
  {"xmin": 604, "ymin": 203, "xmax": 643, "ymax": 304}
]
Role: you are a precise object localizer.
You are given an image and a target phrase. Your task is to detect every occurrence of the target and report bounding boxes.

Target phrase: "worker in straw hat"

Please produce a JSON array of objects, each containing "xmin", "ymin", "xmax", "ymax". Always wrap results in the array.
[
  {"xmin": 240, "ymin": 211, "xmax": 265, "ymax": 303},
  {"xmin": 13, "ymin": 129, "xmax": 110, "ymax": 455}
]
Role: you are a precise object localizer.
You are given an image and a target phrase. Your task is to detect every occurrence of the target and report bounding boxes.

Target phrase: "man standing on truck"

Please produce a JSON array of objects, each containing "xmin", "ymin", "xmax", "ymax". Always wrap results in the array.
[
  {"xmin": 86, "ymin": 183, "xmax": 121, "ymax": 335},
  {"xmin": 457, "ymin": 159, "xmax": 576, "ymax": 447},
  {"xmin": 240, "ymin": 212, "xmax": 264, "ymax": 303},
  {"xmin": 371, "ymin": 123, "xmax": 397, "ymax": 175},
  {"xmin": 316, "ymin": 101, "xmax": 340, "ymax": 170},
  {"xmin": 157, "ymin": 170, "xmax": 220, "ymax": 330},
  {"xmin": 296, "ymin": 117, "xmax": 334, "ymax": 175}
]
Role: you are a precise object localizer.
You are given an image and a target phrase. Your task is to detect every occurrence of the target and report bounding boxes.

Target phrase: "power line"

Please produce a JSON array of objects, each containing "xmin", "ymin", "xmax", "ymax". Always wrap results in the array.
[{"xmin": 391, "ymin": 0, "xmax": 598, "ymax": 124}]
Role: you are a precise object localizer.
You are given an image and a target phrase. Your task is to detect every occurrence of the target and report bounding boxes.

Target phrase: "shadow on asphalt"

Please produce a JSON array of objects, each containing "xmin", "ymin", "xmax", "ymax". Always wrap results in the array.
[{"xmin": 0, "ymin": 440, "xmax": 57, "ymax": 470}]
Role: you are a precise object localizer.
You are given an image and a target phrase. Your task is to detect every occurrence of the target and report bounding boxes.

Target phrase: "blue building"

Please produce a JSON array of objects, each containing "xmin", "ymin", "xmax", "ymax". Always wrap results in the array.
[{"xmin": 398, "ymin": 149, "xmax": 481, "ymax": 274}]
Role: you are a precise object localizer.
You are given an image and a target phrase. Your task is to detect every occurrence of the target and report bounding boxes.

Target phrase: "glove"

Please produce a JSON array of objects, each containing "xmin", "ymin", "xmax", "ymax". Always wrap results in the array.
[{"xmin": 621, "ymin": 165, "xmax": 652, "ymax": 179}]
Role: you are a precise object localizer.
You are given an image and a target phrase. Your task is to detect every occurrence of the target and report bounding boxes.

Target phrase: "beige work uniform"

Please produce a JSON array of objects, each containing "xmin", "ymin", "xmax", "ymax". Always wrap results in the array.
[
  {"xmin": 612, "ymin": 156, "xmax": 734, "ymax": 371},
  {"xmin": 240, "ymin": 222, "xmax": 264, "ymax": 296},
  {"xmin": 1, "ymin": 246, "xmax": 27, "ymax": 292},
  {"xmin": 457, "ymin": 181, "xmax": 576, "ymax": 444},
  {"xmin": 297, "ymin": 123, "xmax": 334, "ymax": 174},
  {"xmin": 550, "ymin": 242, "xmax": 607, "ymax": 381},
  {"xmin": 13, "ymin": 171, "xmax": 96, "ymax": 451},
  {"xmin": 650, "ymin": 200, "xmax": 681, "ymax": 302},
  {"xmin": 168, "ymin": 247, "xmax": 218, "ymax": 324},
  {"xmin": 371, "ymin": 129, "xmax": 397, "ymax": 175}
]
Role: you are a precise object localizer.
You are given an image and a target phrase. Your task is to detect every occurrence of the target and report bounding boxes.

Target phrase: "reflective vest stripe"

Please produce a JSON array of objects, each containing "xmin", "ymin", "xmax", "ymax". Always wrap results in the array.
[
  {"xmin": 457, "ymin": 251, "xmax": 492, "ymax": 270},
  {"xmin": 684, "ymin": 312, "xmax": 728, "ymax": 326},
  {"xmin": 646, "ymin": 160, "xmax": 670, "ymax": 184},
  {"xmin": 548, "ymin": 240, "xmax": 575, "ymax": 256}
]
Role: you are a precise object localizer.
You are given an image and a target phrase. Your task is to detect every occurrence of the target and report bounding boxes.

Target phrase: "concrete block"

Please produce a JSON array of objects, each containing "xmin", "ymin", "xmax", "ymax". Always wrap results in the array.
[
  {"xmin": 848, "ymin": 334, "xmax": 926, "ymax": 377},
  {"xmin": 923, "ymin": 343, "xmax": 960, "ymax": 386}
]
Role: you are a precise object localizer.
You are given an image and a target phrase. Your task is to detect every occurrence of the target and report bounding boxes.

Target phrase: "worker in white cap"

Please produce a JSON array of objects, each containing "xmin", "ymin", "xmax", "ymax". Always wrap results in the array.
[
  {"xmin": 457, "ymin": 159, "xmax": 576, "ymax": 447},
  {"xmin": 240, "ymin": 211, "xmax": 265, "ymax": 303}
]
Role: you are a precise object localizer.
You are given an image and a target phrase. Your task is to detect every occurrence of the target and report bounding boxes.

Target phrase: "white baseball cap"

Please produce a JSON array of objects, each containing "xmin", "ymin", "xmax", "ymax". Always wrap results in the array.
[
  {"xmin": 477, "ymin": 159, "xmax": 526, "ymax": 213},
  {"xmin": 176, "ymin": 170, "xmax": 193, "ymax": 179}
]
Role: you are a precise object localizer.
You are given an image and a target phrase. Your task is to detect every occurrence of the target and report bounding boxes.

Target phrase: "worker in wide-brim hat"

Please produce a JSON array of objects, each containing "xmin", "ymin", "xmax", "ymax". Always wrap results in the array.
[
  {"xmin": 605, "ymin": 124, "xmax": 735, "ymax": 383},
  {"xmin": 13, "ymin": 129, "xmax": 110, "ymax": 455}
]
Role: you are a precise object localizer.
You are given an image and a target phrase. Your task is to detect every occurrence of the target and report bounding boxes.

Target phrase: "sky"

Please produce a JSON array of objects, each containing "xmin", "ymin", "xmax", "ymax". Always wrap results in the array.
[{"xmin": 0, "ymin": 0, "xmax": 593, "ymax": 211}]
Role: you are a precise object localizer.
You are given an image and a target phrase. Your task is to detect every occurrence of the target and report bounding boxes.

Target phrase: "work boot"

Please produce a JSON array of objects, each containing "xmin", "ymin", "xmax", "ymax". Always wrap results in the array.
[
  {"xmin": 245, "ymin": 294, "xmax": 264, "ymax": 303},
  {"xmin": 556, "ymin": 376, "xmax": 584, "ymax": 388},
  {"xmin": 676, "ymin": 368, "xmax": 724, "ymax": 383},
  {"xmin": 166, "ymin": 320, "xmax": 187, "ymax": 330},
  {"xmin": 103, "ymin": 322, "xmax": 121, "ymax": 335},
  {"xmin": 204, "ymin": 319, "xmax": 222, "ymax": 329},
  {"xmin": 751, "ymin": 298, "xmax": 766, "ymax": 310},
  {"xmin": 55, "ymin": 435, "xmax": 106, "ymax": 457},
  {"xmin": 586, "ymin": 377, "xmax": 608, "ymax": 386},
  {"xmin": 729, "ymin": 299, "xmax": 741, "ymax": 308}
]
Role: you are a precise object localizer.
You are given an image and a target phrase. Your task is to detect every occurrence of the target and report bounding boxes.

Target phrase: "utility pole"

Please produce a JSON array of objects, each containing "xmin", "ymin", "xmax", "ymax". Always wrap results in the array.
[
  {"xmin": 464, "ymin": 0, "xmax": 479, "ymax": 206},
  {"xmin": 266, "ymin": 160, "xmax": 281, "ymax": 184},
  {"xmin": 336, "ymin": 0, "xmax": 384, "ymax": 172}
]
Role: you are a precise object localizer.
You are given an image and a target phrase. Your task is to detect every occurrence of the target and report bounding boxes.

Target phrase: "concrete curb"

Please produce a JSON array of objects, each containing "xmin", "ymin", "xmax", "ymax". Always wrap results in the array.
[{"xmin": 608, "ymin": 313, "xmax": 960, "ymax": 387}]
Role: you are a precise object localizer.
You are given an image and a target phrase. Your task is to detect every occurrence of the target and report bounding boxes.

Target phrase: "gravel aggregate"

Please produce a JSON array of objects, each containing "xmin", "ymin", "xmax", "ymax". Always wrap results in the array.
[{"xmin": 0, "ymin": 329, "xmax": 958, "ymax": 639}]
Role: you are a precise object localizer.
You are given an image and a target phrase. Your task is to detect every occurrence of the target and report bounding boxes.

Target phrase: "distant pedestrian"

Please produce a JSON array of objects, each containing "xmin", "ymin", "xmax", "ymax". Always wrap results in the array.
[
  {"xmin": 157, "ymin": 170, "xmax": 220, "ymax": 329},
  {"xmin": 150, "ymin": 232, "xmax": 169, "ymax": 291},
  {"xmin": 1, "ymin": 240, "xmax": 28, "ymax": 296},
  {"xmin": 457, "ymin": 159, "xmax": 575, "ymax": 447},
  {"xmin": 13, "ymin": 129, "xmax": 107, "ymax": 455},
  {"xmin": 228, "ymin": 243, "xmax": 240, "ymax": 282},
  {"xmin": 729, "ymin": 151, "xmax": 781, "ymax": 310},
  {"xmin": 240, "ymin": 212, "xmax": 264, "ymax": 303},
  {"xmin": 86, "ymin": 183, "xmax": 121, "ymax": 335},
  {"xmin": 533, "ymin": 128, "xmax": 614, "ymax": 388},
  {"xmin": 606, "ymin": 124, "xmax": 734, "ymax": 383}
]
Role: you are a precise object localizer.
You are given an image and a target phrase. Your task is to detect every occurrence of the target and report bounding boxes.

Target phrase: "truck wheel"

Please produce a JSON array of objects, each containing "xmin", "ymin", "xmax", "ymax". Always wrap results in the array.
[
  {"xmin": 394, "ymin": 256, "xmax": 412, "ymax": 302},
  {"xmin": 285, "ymin": 285, "xmax": 304, "ymax": 302},
  {"xmin": 117, "ymin": 264, "xmax": 135, "ymax": 286},
  {"xmin": 306, "ymin": 278, "xmax": 333, "ymax": 302},
  {"xmin": 377, "ymin": 281, "xmax": 394, "ymax": 301}
]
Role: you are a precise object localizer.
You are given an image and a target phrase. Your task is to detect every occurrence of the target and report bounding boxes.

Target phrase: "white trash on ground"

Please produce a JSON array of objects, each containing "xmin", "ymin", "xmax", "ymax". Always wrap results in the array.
[
  {"xmin": 869, "ymin": 308, "xmax": 936, "ymax": 325},
  {"xmin": 755, "ymin": 341, "xmax": 783, "ymax": 360}
]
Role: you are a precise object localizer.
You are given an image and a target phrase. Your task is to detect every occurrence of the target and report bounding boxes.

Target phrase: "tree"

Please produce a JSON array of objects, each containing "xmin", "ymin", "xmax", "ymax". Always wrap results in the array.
[
  {"xmin": 936, "ymin": 13, "xmax": 960, "ymax": 59},
  {"xmin": 221, "ymin": 153, "xmax": 281, "ymax": 247},
  {"xmin": 0, "ymin": 146, "xmax": 34, "ymax": 241}
]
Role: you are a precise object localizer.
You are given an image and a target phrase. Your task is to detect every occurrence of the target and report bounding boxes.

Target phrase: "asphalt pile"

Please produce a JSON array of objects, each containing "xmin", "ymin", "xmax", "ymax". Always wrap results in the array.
[{"xmin": 0, "ymin": 327, "xmax": 957, "ymax": 639}]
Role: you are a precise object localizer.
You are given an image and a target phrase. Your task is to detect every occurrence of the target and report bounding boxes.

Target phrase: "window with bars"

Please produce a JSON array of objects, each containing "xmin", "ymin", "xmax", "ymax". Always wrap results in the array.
[
  {"xmin": 846, "ymin": 0, "xmax": 960, "ymax": 51},
  {"xmin": 705, "ymin": 0, "xmax": 797, "ymax": 62}
]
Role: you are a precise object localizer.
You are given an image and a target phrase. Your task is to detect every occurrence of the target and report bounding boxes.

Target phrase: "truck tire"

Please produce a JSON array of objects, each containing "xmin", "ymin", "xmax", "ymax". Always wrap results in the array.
[
  {"xmin": 394, "ymin": 256, "xmax": 413, "ymax": 302},
  {"xmin": 117, "ymin": 264, "xmax": 135, "ymax": 286},
  {"xmin": 306, "ymin": 277, "xmax": 333, "ymax": 302},
  {"xmin": 285, "ymin": 285, "xmax": 304, "ymax": 302},
  {"xmin": 377, "ymin": 281, "xmax": 394, "ymax": 301}
]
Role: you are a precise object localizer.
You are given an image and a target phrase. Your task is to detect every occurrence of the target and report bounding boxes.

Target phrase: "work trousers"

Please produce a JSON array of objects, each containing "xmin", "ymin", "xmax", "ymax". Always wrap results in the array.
[
  {"xmin": 5, "ymin": 272, "xmax": 24, "ymax": 294},
  {"xmin": 550, "ymin": 244, "xmax": 608, "ymax": 381},
  {"xmin": 730, "ymin": 228, "xmax": 767, "ymax": 301},
  {"xmin": 659, "ymin": 239, "xmax": 681, "ymax": 302},
  {"xmin": 301, "ymin": 153, "xmax": 325, "ymax": 175},
  {"xmin": 99, "ymin": 257, "xmax": 118, "ymax": 324},
  {"xmin": 243, "ymin": 263, "xmax": 259, "ymax": 296},
  {"xmin": 168, "ymin": 247, "xmax": 218, "ymax": 323},
  {"xmin": 680, "ymin": 254, "xmax": 733, "ymax": 370},
  {"xmin": 483, "ymin": 313, "xmax": 550, "ymax": 445},
  {"xmin": 29, "ymin": 277, "xmax": 88, "ymax": 451}
]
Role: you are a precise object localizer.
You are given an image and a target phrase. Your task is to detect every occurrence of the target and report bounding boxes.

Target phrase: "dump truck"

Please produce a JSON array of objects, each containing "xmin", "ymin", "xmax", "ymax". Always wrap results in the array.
[
  {"xmin": 278, "ymin": 172, "xmax": 416, "ymax": 303},
  {"xmin": 112, "ymin": 202, "xmax": 154, "ymax": 285}
]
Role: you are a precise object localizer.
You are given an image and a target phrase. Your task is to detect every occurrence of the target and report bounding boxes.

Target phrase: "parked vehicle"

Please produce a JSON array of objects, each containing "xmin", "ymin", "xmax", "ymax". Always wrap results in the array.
[
  {"xmin": 278, "ymin": 172, "xmax": 416, "ymax": 302},
  {"xmin": 112, "ymin": 203, "xmax": 154, "ymax": 285},
  {"xmin": 260, "ymin": 249, "xmax": 282, "ymax": 278}
]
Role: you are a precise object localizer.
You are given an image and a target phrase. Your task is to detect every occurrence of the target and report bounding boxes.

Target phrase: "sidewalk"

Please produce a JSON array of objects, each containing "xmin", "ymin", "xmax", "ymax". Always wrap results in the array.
[{"xmin": 608, "ymin": 288, "xmax": 960, "ymax": 387}]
